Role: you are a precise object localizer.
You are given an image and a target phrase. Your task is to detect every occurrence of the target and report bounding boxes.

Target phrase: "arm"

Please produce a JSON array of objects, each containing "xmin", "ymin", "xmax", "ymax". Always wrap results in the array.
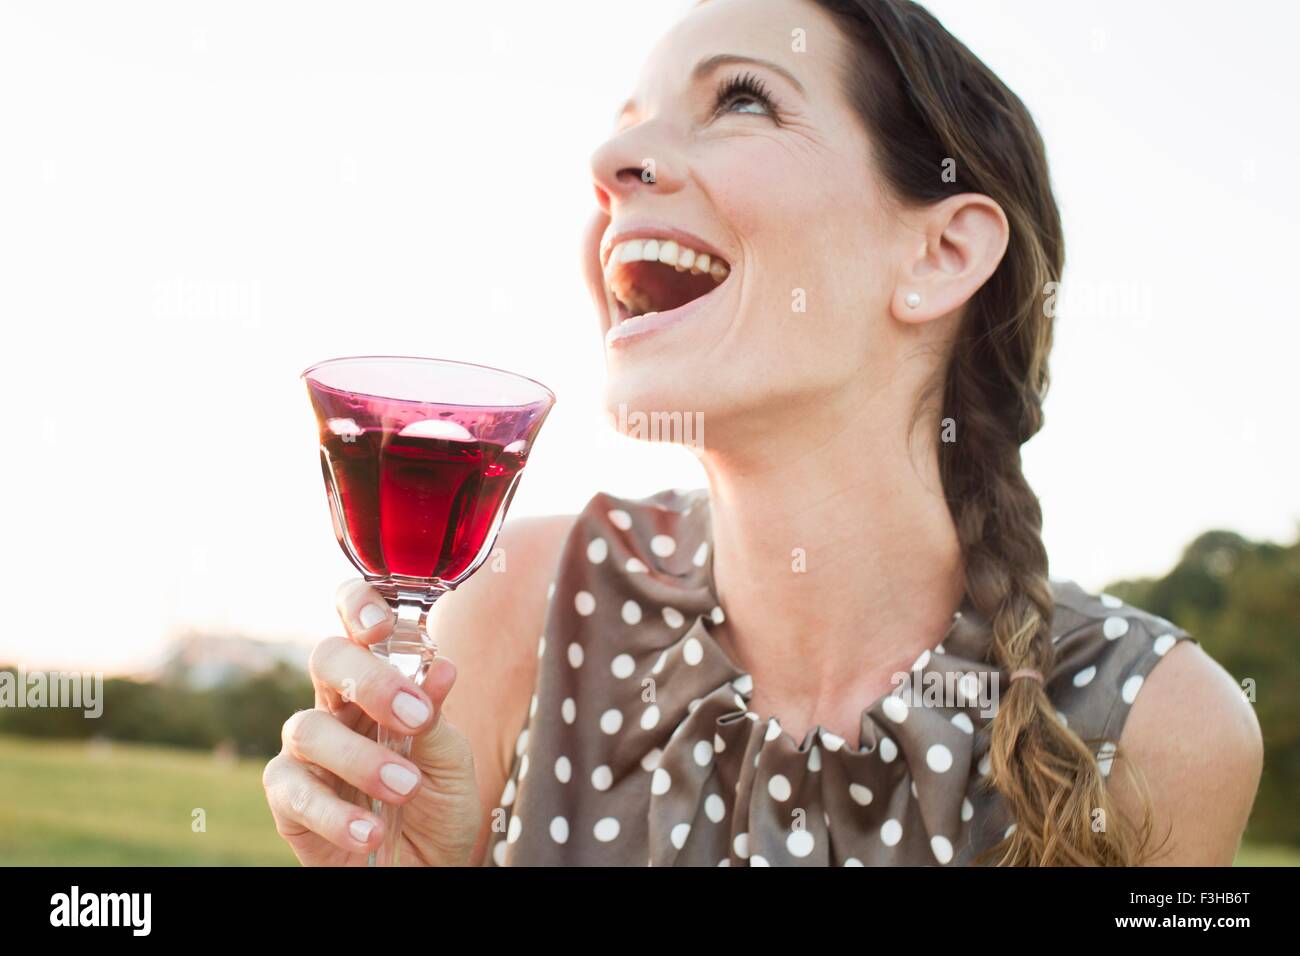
[
  {"xmin": 426, "ymin": 514, "xmax": 577, "ymax": 865},
  {"xmin": 1110, "ymin": 640, "xmax": 1264, "ymax": 865}
]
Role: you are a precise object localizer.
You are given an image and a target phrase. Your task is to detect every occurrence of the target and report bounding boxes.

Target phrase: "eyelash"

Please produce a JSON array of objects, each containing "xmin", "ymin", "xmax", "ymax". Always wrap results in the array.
[{"xmin": 712, "ymin": 71, "xmax": 779, "ymax": 120}]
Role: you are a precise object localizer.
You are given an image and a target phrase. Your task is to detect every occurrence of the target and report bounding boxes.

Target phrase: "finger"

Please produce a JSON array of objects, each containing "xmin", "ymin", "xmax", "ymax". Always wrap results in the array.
[
  {"xmin": 310, "ymin": 636, "xmax": 437, "ymax": 735},
  {"xmin": 263, "ymin": 752, "xmax": 383, "ymax": 853},
  {"xmin": 335, "ymin": 578, "xmax": 393, "ymax": 647},
  {"xmin": 282, "ymin": 708, "xmax": 424, "ymax": 805}
]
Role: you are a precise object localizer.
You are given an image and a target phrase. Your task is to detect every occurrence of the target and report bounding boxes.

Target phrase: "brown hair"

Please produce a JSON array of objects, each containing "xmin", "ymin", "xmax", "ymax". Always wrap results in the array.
[{"xmin": 812, "ymin": 0, "xmax": 1157, "ymax": 864}]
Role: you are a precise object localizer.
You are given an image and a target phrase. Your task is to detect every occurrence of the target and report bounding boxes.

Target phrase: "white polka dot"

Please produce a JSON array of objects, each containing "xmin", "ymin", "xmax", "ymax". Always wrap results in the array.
[
  {"xmin": 951, "ymin": 713, "xmax": 974, "ymax": 734},
  {"xmin": 787, "ymin": 829, "xmax": 815, "ymax": 858},
  {"xmin": 529, "ymin": 693, "xmax": 537, "ymax": 718},
  {"xmin": 621, "ymin": 600, "xmax": 642, "ymax": 625},
  {"xmin": 650, "ymin": 534, "xmax": 676, "ymax": 557},
  {"xmin": 913, "ymin": 649, "xmax": 931, "ymax": 670},
  {"xmin": 693, "ymin": 740, "xmax": 713, "ymax": 767},
  {"xmin": 732, "ymin": 674, "xmax": 753, "ymax": 694},
  {"xmin": 705, "ymin": 794, "xmax": 726, "ymax": 823},
  {"xmin": 515, "ymin": 728, "xmax": 529, "ymax": 756},
  {"xmin": 662, "ymin": 606, "xmax": 685, "ymax": 628},
  {"xmin": 693, "ymin": 541, "xmax": 709, "ymax": 566},
  {"xmin": 880, "ymin": 737, "xmax": 898, "ymax": 763},
  {"xmin": 713, "ymin": 734, "xmax": 726, "ymax": 754},
  {"xmin": 1103, "ymin": 616, "xmax": 1130, "ymax": 640},
  {"xmin": 927, "ymin": 743, "xmax": 954, "ymax": 773},
  {"xmin": 1153, "ymin": 633, "xmax": 1177, "ymax": 656},
  {"xmin": 849, "ymin": 783, "xmax": 873, "ymax": 806},
  {"xmin": 611, "ymin": 653, "xmax": 635, "ymax": 679},
  {"xmin": 880, "ymin": 819, "xmax": 903, "ymax": 846},
  {"xmin": 507, "ymin": 815, "xmax": 522, "ymax": 844},
  {"xmin": 607, "ymin": 508, "xmax": 632, "ymax": 530},
  {"xmin": 518, "ymin": 755, "xmax": 529, "ymax": 779},
  {"xmin": 1004, "ymin": 823, "xmax": 1018, "ymax": 839},
  {"xmin": 651, "ymin": 650, "xmax": 668, "ymax": 675},
  {"xmin": 591, "ymin": 765, "xmax": 613, "ymax": 791},
  {"xmin": 550, "ymin": 816, "xmax": 569, "ymax": 844},
  {"xmin": 821, "ymin": 731, "xmax": 845, "ymax": 752},
  {"xmin": 546, "ymin": 582, "xmax": 555, "ymax": 600},
  {"xmin": 554, "ymin": 756, "xmax": 571, "ymax": 783},
  {"xmin": 593, "ymin": 817, "xmax": 620, "ymax": 842},
  {"xmin": 561, "ymin": 697, "xmax": 576, "ymax": 724},
  {"xmin": 961, "ymin": 797, "xmax": 974, "ymax": 822},
  {"xmin": 640, "ymin": 748, "xmax": 662, "ymax": 772},
  {"xmin": 566, "ymin": 642, "xmax": 584, "ymax": 668},
  {"xmin": 807, "ymin": 746, "xmax": 821, "ymax": 772},
  {"xmin": 1121, "ymin": 674, "xmax": 1144, "ymax": 704},
  {"xmin": 931, "ymin": 835, "xmax": 954, "ymax": 864},
  {"xmin": 750, "ymin": 855, "xmax": 770, "ymax": 867},
  {"xmin": 1072, "ymin": 665, "xmax": 1097, "ymax": 687},
  {"xmin": 767, "ymin": 774, "xmax": 792, "ymax": 801},
  {"xmin": 625, "ymin": 557, "xmax": 647, "ymax": 573},
  {"xmin": 574, "ymin": 591, "xmax": 595, "ymax": 616},
  {"xmin": 670, "ymin": 823, "xmax": 692, "ymax": 849},
  {"xmin": 586, "ymin": 537, "xmax": 608, "ymax": 564},
  {"xmin": 844, "ymin": 857, "xmax": 863, "ymax": 867},
  {"xmin": 683, "ymin": 637, "xmax": 704, "ymax": 666},
  {"xmin": 957, "ymin": 673, "xmax": 981, "ymax": 703},
  {"xmin": 651, "ymin": 767, "xmax": 672, "ymax": 795},
  {"xmin": 500, "ymin": 778, "xmax": 516, "ymax": 807},
  {"xmin": 492, "ymin": 839, "xmax": 507, "ymax": 865},
  {"xmin": 711, "ymin": 606, "xmax": 726, "ymax": 624},
  {"xmin": 717, "ymin": 858, "xmax": 730, "ymax": 867},
  {"xmin": 1097, "ymin": 741, "xmax": 1117, "ymax": 776},
  {"xmin": 882, "ymin": 695, "xmax": 909, "ymax": 723},
  {"xmin": 978, "ymin": 752, "xmax": 991, "ymax": 776},
  {"xmin": 599, "ymin": 708, "xmax": 623, "ymax": 735},
  {"xmin": 911, "ymin": 780, "xmax": 918, "ymax": 798},
  {"xmin": 641, "ymin": 705, "xmax": 661, "ymax": 730},
  {"xmin": 1100, "ymin": 592, "xmax": 1123, "ymax": 608},
  {"xmin": 733, "ymin": 832, "xmax": 750, "ymax": 859},
  {"xmin": 765, "ymin": 719, "xmax": 783, "ymax": 742},
  {"xmin": 536, "ymin": 636, "xmax": 545, "ymax": 658}
]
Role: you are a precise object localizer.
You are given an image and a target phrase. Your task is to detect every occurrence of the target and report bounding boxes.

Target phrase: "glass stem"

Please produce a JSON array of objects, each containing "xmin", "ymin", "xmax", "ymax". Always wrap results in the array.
[{"xmin": 368, "ymin": 595, "xmax": 439, "ymax": 867}]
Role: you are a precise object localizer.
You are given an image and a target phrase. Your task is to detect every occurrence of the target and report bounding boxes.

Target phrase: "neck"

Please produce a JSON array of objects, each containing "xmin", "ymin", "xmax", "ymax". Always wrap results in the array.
[{"xmin": 698, "ymin": 382, "xmax": 965, "ymax": 743}]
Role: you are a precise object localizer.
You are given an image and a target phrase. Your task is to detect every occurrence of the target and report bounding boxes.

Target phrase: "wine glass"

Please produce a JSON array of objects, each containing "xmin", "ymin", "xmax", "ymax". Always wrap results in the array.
[{"xmin": 302, "ymin": 355, "xmax": 555, "ymax": 866}]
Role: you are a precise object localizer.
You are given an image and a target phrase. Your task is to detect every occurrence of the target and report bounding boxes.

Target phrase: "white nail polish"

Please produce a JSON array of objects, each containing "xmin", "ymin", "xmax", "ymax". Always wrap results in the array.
[
  {"xmin": 381, "ymin": 763, "xmax": 419, "ymax": 795},
  {"xmin": 358, "ymin": 604, "xmax": 387, "ymax": 629},
  {"xmin": 349, "ymin": 819, "xmax": 375, "ymax": 844},
  {"xmin": 393, "ymin": 692, "xmax": 431, "ymax": 728}
]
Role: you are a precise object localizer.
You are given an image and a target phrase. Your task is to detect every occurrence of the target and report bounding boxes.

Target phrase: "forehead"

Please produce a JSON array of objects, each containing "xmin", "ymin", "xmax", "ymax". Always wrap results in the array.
[{"xmin": 638, "ymin": 0, "xmax": 846, "ymax": 91}]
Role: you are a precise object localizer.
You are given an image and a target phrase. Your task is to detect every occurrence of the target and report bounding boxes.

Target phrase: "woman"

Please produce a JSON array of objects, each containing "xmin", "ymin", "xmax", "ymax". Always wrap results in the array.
[{"xmin": 263, "ymin": 0, "xmax": 1262, "ymax": 866}]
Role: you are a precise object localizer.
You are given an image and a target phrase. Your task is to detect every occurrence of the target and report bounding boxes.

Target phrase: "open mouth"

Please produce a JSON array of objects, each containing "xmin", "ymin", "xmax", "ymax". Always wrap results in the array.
[{"xmin": 602, "ymin": 237, "xmax": 731, "ymax": 327}]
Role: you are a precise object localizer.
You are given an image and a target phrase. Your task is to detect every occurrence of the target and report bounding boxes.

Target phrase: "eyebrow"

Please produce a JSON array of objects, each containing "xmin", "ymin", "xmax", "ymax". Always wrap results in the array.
[{"xmin": 615, "ymin": 53, "xmax": 806, "ymax": 122}]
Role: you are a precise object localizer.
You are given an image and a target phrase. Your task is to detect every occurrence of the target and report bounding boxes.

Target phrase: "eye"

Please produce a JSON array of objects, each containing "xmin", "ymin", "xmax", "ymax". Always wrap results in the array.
[{"xmin": 713, "ymin": 71, "xmax": 778, "ymax": 120}]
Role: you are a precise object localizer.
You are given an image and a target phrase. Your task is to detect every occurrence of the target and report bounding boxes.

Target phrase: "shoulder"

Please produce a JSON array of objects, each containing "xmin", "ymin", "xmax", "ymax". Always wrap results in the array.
[
  {"xmin": 1046, "ymin": 578, "xmax": 1263, "ymax": 864},
  {"xmin": 1112, "ymin": 639, "xmax": 1262, "ymax": 864}
]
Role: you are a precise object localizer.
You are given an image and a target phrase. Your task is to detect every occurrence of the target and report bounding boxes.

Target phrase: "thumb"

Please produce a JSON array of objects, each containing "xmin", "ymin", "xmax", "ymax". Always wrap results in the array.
[{"xmin": 408, "ymin": 656, "xmax": 474, "ymax": 778}]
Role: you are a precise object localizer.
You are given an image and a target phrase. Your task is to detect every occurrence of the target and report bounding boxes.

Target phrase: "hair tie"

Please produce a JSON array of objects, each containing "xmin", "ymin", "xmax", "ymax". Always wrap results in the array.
[{"xmin": 1008, "ymin": 668, "xmax": 1044, "ymax": 684}]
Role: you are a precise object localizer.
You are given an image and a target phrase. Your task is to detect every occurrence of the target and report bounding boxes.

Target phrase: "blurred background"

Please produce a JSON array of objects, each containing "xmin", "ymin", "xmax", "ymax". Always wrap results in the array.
[{"xmin": 0, "ymin": 0, "xmax": 1294, "ymax": 865}]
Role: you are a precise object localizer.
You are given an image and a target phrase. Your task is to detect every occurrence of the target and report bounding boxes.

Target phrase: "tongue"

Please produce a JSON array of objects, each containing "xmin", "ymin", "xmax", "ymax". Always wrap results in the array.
[{"xmin": 622, "ymin": 260, "xmax": 718, "ymax": 314}]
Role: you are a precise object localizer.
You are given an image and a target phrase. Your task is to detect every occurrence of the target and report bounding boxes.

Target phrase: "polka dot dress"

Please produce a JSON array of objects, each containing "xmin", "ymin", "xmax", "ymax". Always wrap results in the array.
[{"xmin": 486, "ymin": 489, "xmax": 1196, "ymax": 866}]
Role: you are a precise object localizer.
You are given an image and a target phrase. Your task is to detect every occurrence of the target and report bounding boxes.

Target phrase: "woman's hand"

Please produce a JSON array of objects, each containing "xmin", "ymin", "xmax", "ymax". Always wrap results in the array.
[{"xmin": 263, "ymin": 580, "xmax": 483, "ymax": 866}]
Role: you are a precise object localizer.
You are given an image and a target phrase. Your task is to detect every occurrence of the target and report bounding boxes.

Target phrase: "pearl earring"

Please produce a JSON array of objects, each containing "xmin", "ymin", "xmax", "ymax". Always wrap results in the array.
[{"xmin": 904, "ymin": 292, "xmax": 921, "ymax": 309}]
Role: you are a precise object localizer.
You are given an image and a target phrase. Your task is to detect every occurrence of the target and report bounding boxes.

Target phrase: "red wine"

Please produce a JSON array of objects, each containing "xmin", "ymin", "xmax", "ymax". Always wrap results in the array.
[{"xmin": 320, "ymin": 428, "xmax": 525, "ymax": 580}]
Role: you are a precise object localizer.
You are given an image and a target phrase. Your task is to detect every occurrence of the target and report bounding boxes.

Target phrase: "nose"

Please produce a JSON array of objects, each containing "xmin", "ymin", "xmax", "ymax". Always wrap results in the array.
[{"xmin": 590, "ymin": 119, "xmax": 686, "ymax": 213}]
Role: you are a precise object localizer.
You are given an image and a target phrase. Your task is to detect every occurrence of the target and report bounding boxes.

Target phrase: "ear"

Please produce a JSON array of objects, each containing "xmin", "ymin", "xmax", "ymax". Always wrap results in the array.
[{"xmin": 889, "ymin": 193, "xmax": 1010, "ymax": 325}]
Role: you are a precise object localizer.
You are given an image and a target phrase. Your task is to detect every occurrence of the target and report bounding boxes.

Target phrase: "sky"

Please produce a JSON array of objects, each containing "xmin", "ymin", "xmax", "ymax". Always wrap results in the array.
[{"xmin": 1, "ymin": 0, "xmax": 1296, "ymax": 674}]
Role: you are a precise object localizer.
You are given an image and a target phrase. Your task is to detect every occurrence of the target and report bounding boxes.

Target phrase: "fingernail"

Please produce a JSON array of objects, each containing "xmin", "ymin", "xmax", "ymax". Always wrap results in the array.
[
  {"xmin": 381, "ymin": 763, "xmax": 419, "ymax": 795},
  {"xmin": 393, "ymin": 692, "xmax": 430, "ymax": 728},
  {"xmin": 349, "ymin": 819, "xmax": 375, "ymax": 844},
  {"xmin": 358, "ymin": 604, "xmax": 387, "ymax": 629}
]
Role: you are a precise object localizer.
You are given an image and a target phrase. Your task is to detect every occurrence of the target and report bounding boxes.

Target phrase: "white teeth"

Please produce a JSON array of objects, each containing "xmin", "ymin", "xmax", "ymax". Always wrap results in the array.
[
  {"xmin": 619, "ymin": 239, "xmax": 644, "ymax": 263},
  {"xmin": 692, "ymin": 254, "xmax": 711, "ymax": 276},
  {"xmin": 641, "ymin": 238, "xmax": 660, "ymax": 261},
  {"xmin": 604, "ymin": 238, "xmax": 727, "ymax": 282},
  {"xmin": 676, "ymin": 246, "xmax": 695, "ymax": 272},
  {"xmin": 657, "ymin": 240, "xmax": 679, "ymax": 266},
  {"xmin": 709, "ymin": 260, "xmax": 728, "ymax": 282}
]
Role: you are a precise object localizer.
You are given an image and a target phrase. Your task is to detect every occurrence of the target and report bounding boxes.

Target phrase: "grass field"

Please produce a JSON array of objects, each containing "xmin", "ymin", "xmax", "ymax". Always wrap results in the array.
[{"xmin": 0, "ymin": 735, "xmax": 1295, "ymax": 866}]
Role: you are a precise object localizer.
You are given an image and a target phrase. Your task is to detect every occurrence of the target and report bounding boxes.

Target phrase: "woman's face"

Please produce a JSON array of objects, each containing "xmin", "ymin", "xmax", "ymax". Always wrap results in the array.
[{"xmin": 584, "ymin": 0, "xmax": 914, "ymax": 439}]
